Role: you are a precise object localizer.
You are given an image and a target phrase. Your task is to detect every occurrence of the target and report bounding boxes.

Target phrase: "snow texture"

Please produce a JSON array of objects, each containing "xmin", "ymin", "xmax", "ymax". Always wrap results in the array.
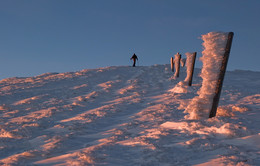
[
  {"xmin": 0, "ymin": 64, "xmax": 259, "ymax": 166},
  {"xmin": 185, "ymin": 32, "xmax": 229, "ymax": 119}
]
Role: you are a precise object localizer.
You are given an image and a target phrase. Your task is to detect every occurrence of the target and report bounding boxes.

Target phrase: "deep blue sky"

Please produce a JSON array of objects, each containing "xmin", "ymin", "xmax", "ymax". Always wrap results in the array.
[{"xmin": 0, "ymin": 0, "xmax": 260, "ymax": 79}]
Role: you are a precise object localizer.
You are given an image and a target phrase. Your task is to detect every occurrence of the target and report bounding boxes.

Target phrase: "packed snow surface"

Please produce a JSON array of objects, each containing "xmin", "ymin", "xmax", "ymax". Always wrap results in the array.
[{"xmin": 0, "ymin": 65, "xmax": 259, "ymax": 165}]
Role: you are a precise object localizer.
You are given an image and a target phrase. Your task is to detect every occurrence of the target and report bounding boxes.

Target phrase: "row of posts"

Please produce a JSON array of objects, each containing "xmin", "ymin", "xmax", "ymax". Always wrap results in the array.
[
  {"xmin": 171, "ymin": 52, "xmax": 196, "ymax": 86},
  {"xmin": 170, "ymin": 32, "xmax": 234, "ymax": 118}
]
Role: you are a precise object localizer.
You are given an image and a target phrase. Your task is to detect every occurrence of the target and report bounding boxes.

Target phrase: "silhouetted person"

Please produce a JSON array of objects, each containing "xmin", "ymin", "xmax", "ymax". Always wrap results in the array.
[{"xmin": 130, "ymin": 53, "xmax": 138, "ymax": 67}]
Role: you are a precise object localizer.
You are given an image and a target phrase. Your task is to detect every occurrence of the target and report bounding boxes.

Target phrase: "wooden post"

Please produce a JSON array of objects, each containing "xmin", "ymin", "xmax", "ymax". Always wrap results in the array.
[
  {"xmin": 176, "ymin": 54, "xmax": 181, "ymax": 77},
  {"xmin": 188, "ymin": 52, "xmax": 197, "ymax": 86},
  {"xmin": 209, "ymin": 32, "xmax": 234, "ymax": 118},
  {"xmin": 171, "ymin": 57, "xmax": 174, "ymax": 72}
]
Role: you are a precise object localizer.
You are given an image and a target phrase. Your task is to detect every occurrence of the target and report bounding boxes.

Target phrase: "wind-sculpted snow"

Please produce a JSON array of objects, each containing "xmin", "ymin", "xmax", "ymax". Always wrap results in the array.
[{"xmin": 0, "ymin": 65, "xmax": 259, "ymax": 165}]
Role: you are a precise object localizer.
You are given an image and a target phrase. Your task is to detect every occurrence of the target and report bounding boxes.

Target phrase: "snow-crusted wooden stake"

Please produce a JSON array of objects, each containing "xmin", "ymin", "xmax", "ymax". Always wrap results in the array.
[
  {"xmin": 175, "ymin": 54, "xmax": 181, "ymax": 77},
  {"xmin": 188, "ymin": 52, "xmax": 197, "ymax": 86},
  {"xmin": 171, "ymin": 57, "xmax": 174, "ymax": 72},
  {"xmin": 209, "ymin": 32, "xmax": 234, "ymax": 118}
]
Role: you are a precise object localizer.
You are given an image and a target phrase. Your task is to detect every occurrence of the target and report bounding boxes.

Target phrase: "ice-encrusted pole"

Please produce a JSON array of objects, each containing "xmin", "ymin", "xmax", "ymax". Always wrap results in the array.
[
  {"xmin": 184, "ymin": 32, "xmax": 233, "ymax": 120},
  {"xmin": 171, "ymin": 57, "xmax": 174, "ymax": 72},
  {"xmin": 209, "ymin": 32, "xmax": 234, "ymax": 118},
  {"xmin": 174, "ymin": 52, "xmax": 181, "ymax": 78},
  {"xmin": 184, "ymin": 52, "xmax": 197, "ymax": 86}
]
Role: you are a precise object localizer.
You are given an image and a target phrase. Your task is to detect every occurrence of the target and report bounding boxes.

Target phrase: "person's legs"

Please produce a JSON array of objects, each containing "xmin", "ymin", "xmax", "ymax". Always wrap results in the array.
[{"xmin": 133, "ymin": 60, "xmax": 136, "ymax": 67}]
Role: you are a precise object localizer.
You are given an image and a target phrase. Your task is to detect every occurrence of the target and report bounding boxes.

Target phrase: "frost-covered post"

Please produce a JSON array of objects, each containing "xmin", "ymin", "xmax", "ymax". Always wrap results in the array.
[
  {"xmin": 187, "ymin": 52, "xmax": 196, "ymax": 86},
  {"xmin": 184, "ymin": 52, "xmax": 196, "ymax": 86},
  {"xmin": 184, "ymin": 32, "xmax": 233, "ymax": 120},
  {"xmin": 174, "ymin": 52, "xmax": 181, "ymax": 78},
  {"xmin": 209, "ymin": 32, "xmax": 234, "ymax": 118},
  {"xmin": 171, "ymin": 57, "xmax": 174, "ymax": 72}
]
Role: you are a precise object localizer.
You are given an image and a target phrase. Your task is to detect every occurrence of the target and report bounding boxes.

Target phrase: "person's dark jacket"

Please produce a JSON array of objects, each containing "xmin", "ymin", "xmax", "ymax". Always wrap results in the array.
[{"xmin": 131, "ymin": 54, "xmax": 138, "ymax": 61}]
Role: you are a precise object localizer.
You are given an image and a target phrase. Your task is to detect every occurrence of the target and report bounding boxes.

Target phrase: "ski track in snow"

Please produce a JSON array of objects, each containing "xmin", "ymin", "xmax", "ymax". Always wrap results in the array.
[{"xmin": 0, "ymin": 65, "xmax": 259, "ymax": 166}]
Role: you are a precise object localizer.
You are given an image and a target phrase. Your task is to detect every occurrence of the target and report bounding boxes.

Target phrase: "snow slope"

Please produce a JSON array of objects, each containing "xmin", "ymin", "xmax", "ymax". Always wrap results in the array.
[{"xmin": 0, "ymin": 65, "xmax": 259, "ymax": 166}]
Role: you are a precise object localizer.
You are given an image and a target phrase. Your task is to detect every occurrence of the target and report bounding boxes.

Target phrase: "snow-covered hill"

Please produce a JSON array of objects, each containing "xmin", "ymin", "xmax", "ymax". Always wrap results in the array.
[{"xmin": 0, "ymin": 65, "xmax": 259, "ymax": 165}]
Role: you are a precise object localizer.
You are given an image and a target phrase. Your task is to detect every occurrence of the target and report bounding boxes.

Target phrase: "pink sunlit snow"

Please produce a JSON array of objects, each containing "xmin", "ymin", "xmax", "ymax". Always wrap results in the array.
[{"xmin": 0, "ymin": 64, "xmax": 259, "ymax": 165}]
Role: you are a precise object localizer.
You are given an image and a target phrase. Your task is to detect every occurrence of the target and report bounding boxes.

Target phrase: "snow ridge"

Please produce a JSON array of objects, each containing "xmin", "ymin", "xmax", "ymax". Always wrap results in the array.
[{"xmin": 0, "ymin": 65, "xmax": 259, "ymax": 166}]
